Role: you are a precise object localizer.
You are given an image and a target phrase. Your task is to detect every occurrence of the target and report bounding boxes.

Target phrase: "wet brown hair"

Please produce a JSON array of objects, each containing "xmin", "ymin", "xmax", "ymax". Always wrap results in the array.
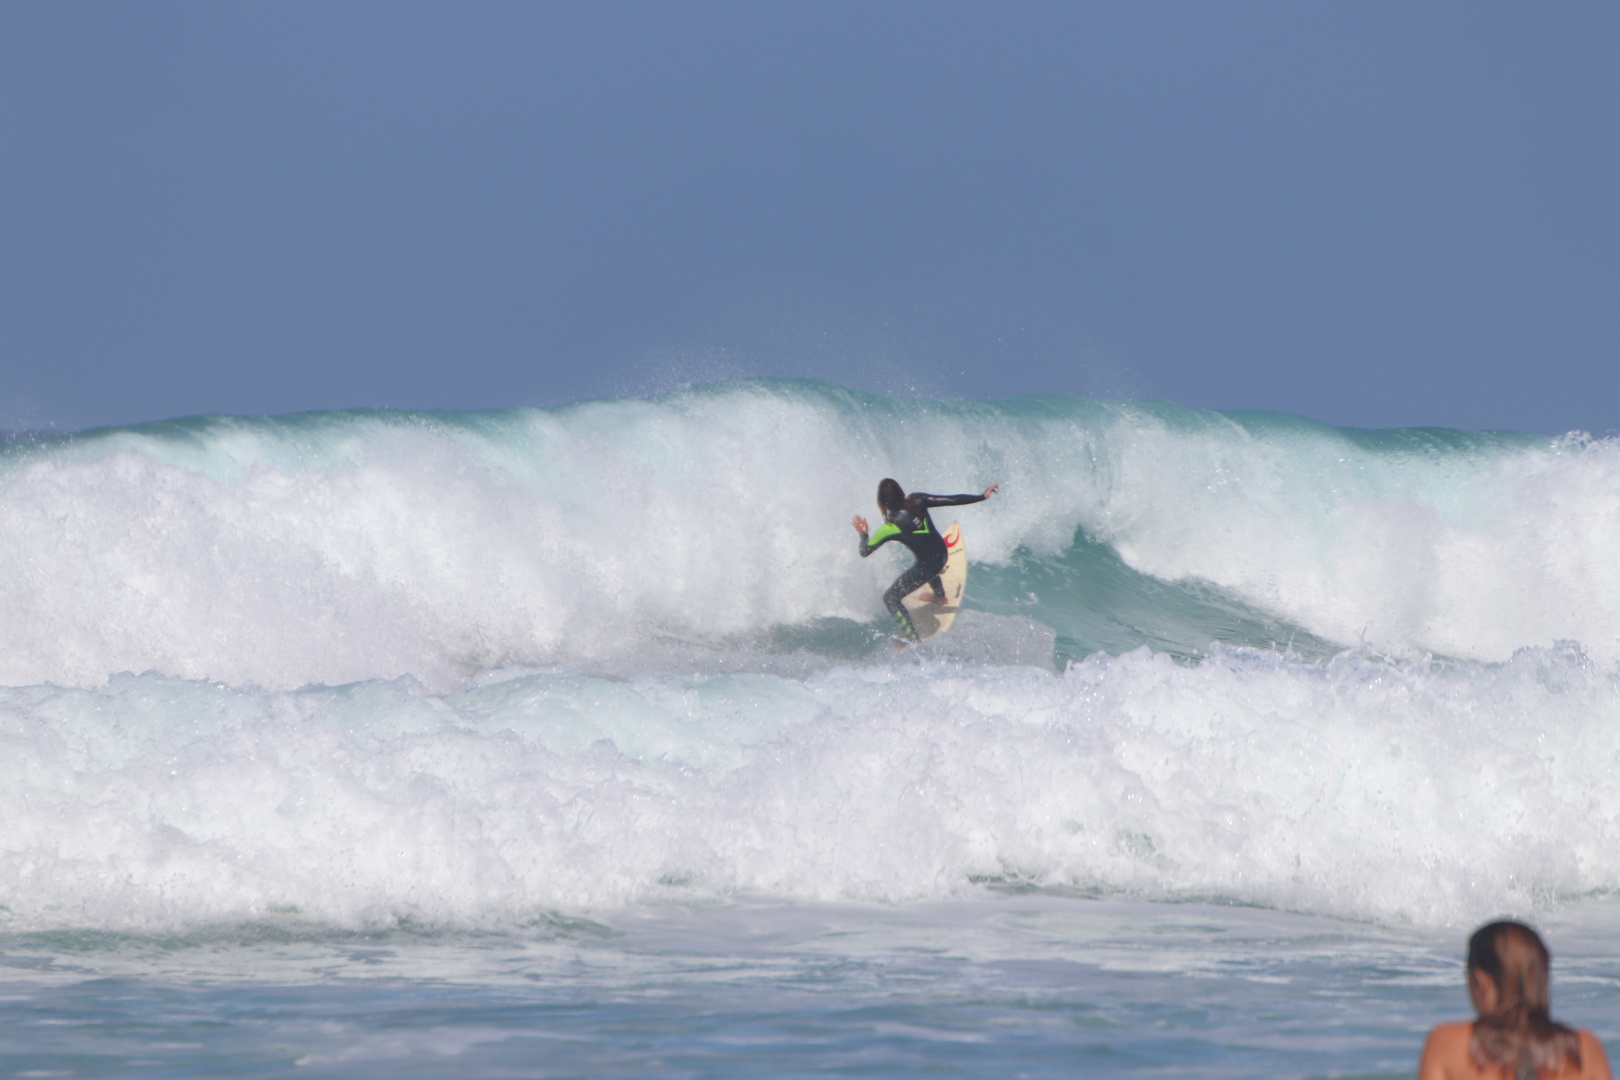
[
  {"xmin": 877, "ymin": 478, "xmax": 906, "ymax": 515},
  {"xmin": 1467, "ymin": 921, "xmax": 1580, "ymax": 1079}
]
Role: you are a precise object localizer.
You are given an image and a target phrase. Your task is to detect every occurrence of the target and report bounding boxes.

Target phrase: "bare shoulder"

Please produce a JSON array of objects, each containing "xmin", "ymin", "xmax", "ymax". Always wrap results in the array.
[
  {"xmin": 1578, "ymin": 1030, "xmax": 1613, "ymax": 1080},
  {"xmin": 1416, "ymin": 1024, "xmax": 1608, "ymax": 1080},
  {"xmin": 1418, "ymin": 1023, "xmax": 1477, "ymax": 1080},
  {"xmin": 1428, "ymin": 1021, "xmax": 1474, "ymax": 1043}
]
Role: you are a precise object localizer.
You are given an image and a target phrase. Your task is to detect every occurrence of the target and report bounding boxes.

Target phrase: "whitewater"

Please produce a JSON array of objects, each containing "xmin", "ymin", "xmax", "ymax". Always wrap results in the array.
[{"xmin": 3, "ymin": 379, "xmax": 1618, "ymax": 1077}]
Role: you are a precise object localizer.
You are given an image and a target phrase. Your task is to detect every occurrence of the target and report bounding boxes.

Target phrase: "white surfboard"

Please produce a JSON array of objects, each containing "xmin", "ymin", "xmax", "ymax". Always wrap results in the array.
[{"xmin": 901, "ymin": 521, "xmax": 967, "ymax": 641}]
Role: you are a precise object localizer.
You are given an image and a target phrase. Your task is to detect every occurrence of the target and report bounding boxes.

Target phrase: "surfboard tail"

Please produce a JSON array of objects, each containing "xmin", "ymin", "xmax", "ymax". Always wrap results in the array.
[{"xmin": 899, "ymin": 522, "xmax": 967, "ymax": 641}]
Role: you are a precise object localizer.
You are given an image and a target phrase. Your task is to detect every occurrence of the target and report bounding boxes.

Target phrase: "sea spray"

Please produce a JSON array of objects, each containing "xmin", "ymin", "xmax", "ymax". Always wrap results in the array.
[{"xmin": 0, "ymin": 380, "xmax": 1613, "ymax": 689}]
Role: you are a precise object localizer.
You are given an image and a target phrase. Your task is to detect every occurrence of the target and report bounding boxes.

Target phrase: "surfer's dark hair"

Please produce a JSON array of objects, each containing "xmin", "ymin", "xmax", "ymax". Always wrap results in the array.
[
  {"xmin": 1467, "ymin": 921, "xmax": 1580, "ymax": 1079},
  {"xmin": 877, "ymin": 478, "xmax": 906, "ymax": 514}
]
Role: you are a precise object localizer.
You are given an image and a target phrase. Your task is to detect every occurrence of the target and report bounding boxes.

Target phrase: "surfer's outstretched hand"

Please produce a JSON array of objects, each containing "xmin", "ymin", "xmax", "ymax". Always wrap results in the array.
[
  {"xmin": 852, "ymin": 514, "xmax": 868, "ymax": 533},
  {"xmin": 982, "ymin": 484, "xmax": 1000, "ymax": 499}
]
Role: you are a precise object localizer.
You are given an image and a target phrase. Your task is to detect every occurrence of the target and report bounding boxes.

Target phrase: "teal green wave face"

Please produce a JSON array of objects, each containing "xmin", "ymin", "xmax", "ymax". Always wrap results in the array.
[{"xmin": 969, "ymin": 528, "xmax": 1341, "ymax": 668}]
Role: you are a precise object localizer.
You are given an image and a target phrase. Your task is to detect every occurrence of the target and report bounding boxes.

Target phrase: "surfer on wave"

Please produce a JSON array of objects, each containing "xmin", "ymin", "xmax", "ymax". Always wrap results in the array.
[
  {"xmin": 852, "ymin": 477, "xmax": 998, "ymax": 641},
  {"xmin": 1418, "ymin": 921, "xmax": 1612, "ymax": 1080}
]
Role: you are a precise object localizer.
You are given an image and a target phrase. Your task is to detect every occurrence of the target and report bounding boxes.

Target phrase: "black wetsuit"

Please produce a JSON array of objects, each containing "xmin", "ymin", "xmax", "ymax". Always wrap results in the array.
[{"xmin": 858, "ymin": 491, "xmax": 988, "ymax": 639}]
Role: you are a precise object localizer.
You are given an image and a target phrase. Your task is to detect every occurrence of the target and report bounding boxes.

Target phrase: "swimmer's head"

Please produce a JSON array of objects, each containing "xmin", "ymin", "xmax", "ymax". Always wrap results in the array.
[
  {"xmin": 877, "ymin": 478, "xmax": 906, "ymax": 516},
  {"xmin": 1467, "ymin": 921, "xmax": 1551, "ymax": 1017},
  {"xmin": 1464, "ymin": 921, "xmax": 1579, "ymax": 1076}
]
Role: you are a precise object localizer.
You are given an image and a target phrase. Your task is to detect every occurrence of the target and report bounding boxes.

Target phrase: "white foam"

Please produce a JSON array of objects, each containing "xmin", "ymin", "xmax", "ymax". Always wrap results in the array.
[
  {"xmin": 2, "ymin": 645, "xmax": 1616, "ymax": 932},
  {"xmin": 1072, "ymin": 419, "xmax": 1620, "ymax": 666},
  {"xmin": 0, "ymin": 391, "xmax": 1005, "ymax": 689},
  {"xmin": 1, "ymin": 387, "xmax": 1617, "ymax": 688}
]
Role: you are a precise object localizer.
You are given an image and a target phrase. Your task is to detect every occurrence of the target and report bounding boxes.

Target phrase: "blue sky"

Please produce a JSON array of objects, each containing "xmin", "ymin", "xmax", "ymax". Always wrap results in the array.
[{"xmin": 2, "ymin": 2, "xmax": 1616, "ymax": 433}]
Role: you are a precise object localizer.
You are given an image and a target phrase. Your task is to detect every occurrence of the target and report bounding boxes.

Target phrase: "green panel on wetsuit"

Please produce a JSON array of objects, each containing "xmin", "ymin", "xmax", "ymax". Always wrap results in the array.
[{"xmin": 867, "ymin": 522, "xmax": 901, "ymax": 548}]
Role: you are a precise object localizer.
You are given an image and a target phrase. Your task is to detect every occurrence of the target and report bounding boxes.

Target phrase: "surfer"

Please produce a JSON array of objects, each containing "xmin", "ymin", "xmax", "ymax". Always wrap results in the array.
[
  {"xmin": 1417, "ymin": 921, "xmax": 1612, "ymax": 1080},
  {"xmin": 852, "ymin": 478, "xmax": 998, "ymax": 640}
]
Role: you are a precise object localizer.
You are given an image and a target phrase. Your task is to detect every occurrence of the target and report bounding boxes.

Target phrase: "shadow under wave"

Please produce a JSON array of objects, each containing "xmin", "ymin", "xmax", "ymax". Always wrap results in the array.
[
  {"xmin": 969, "ymin": 528, "xmax": 1343, "ymax": 669},
  {"xmin": 543, "ymin": 610, "xmax": 1061, "ymax": 681}
]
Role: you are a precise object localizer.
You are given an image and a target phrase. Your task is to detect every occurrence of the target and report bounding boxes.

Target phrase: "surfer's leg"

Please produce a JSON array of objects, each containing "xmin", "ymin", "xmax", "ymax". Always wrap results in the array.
[
  {"xmin": 914, "ymin": 553, "xmax": 948, "ymax": 605},
  {"xmin": 883, "ymin": 565, "xmax": 932, "ymax": 640}
]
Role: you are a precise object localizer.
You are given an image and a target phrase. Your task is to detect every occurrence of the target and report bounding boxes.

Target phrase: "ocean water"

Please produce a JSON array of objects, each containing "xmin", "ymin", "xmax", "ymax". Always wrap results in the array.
[{"xmin": 2, "ymin": 379, "xmax": 1618, "ymax": 1076}]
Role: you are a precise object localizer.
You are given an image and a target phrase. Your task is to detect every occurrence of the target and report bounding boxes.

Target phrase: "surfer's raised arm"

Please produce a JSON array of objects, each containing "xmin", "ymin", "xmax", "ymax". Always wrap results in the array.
[
  {"xmin": 916, "ymin": 484, "xmax": 999, "ymax": 508},
  {"xmin": 852, "ymin": 513, "xmax": 887, "ymax": 558}
]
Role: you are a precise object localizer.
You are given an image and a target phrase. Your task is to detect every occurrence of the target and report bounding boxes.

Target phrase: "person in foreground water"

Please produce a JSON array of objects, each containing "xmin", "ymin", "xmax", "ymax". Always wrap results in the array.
[
  {"xmin": 1418, "ymin": 921, "xmax": 1612, "ymax": 1080},
  {"xmin": 852, "ymin": 477, "xmax": 998, "ymax": 640}
]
